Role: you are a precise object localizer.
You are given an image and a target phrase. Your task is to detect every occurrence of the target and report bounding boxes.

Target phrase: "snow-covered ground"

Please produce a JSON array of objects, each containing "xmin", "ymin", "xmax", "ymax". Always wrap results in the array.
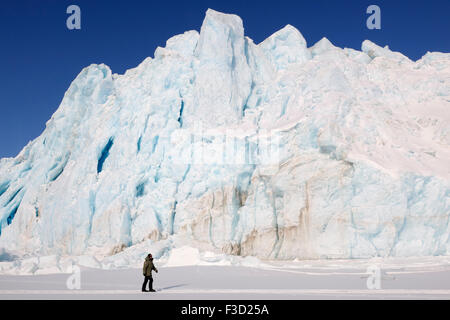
[{"xmin": 1, "ymin": 255, "xmax": 450, "ymax": 300}]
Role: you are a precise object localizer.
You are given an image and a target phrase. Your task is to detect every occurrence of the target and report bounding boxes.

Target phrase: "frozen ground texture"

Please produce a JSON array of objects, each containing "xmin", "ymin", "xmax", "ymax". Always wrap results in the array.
[
  {"xmin": 0, "ymin": 9, "xmax": 449, "ymax": 271},
  {"xmin": 1, "ymin": 255, "xmax": 450, "ymax": 299}
]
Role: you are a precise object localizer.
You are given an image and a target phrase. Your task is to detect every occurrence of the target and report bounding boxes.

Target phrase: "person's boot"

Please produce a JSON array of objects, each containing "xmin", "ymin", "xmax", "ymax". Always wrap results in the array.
[
  {"xmin": 149, "ymin": 289, "xmax": 156, "ymax": 292},
  {"xmin": 142, "ymin": 289, "xmax": 149, "ymax": 292}
]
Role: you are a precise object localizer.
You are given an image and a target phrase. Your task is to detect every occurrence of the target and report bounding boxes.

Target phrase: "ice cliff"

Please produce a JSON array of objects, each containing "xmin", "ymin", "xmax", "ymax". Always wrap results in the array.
[{"xmin": 0, "ymin": 9, "xmax": 449, "ymax": 262}]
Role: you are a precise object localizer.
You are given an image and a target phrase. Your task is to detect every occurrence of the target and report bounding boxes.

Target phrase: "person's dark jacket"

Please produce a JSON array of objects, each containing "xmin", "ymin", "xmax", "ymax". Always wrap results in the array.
[{"xmin": 143, "ymin": 257, "xmax": 158, "ymax": 277}]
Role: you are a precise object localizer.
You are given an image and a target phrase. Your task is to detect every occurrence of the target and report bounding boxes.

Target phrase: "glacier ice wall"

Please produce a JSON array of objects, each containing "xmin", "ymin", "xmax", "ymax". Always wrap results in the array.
[{"xmin": 0, "ymin": 9, "xmax": 449, "ymax": 260}]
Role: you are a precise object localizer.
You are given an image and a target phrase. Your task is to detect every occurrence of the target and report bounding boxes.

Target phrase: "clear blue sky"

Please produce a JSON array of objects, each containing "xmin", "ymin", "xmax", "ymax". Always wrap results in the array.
[{"xmin": 0, "ymin": 0, "xmax": 449, "ymax": 158}]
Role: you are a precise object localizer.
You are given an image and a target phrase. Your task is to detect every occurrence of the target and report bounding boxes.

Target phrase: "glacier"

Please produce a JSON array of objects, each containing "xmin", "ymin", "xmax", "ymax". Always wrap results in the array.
[{"xmin": 0, "ymin": 9, "xmax": 449, "ymax": 270}]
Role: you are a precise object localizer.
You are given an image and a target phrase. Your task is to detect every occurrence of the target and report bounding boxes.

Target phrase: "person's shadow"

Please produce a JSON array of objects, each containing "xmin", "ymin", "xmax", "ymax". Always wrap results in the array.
[{"xmin": 160, "ymin": 284, "xmax": 188, "ymax": 290}]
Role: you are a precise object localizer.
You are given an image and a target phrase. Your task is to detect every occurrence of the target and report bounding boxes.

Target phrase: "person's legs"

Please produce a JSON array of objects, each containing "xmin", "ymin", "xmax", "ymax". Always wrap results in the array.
[
  {"xmin": 142, "ymin": 276, "xmax": 149, "ymax": 291},
  {"xmin": 149, "ymin": 277, "xmax": 154, "ymax": 291}
]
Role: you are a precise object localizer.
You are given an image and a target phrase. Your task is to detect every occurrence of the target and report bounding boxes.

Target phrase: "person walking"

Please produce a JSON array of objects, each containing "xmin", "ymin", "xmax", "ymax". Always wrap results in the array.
[{"xmin": 142, "ymin": 253, "xmax": 158, "ymax": 292}]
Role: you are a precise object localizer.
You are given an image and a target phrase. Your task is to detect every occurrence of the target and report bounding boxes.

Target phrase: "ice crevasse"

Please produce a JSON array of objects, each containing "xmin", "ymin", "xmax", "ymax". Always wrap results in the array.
[{"xmin": 0, "ymin": 9, "xmax": 449, "ymax": 262}]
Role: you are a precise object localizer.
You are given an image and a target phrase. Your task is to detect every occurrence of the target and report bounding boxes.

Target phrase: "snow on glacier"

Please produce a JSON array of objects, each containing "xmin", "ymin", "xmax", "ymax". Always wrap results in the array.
[{"xmin": 0, "ymin": 9, "xmax": 449, "ymax": 272}]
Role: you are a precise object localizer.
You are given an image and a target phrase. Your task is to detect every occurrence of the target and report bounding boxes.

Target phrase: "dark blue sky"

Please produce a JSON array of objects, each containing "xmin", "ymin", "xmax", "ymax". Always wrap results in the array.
[{"xmin": 0, "ymin": 0, "xmax": 449, "ymax": 158}]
